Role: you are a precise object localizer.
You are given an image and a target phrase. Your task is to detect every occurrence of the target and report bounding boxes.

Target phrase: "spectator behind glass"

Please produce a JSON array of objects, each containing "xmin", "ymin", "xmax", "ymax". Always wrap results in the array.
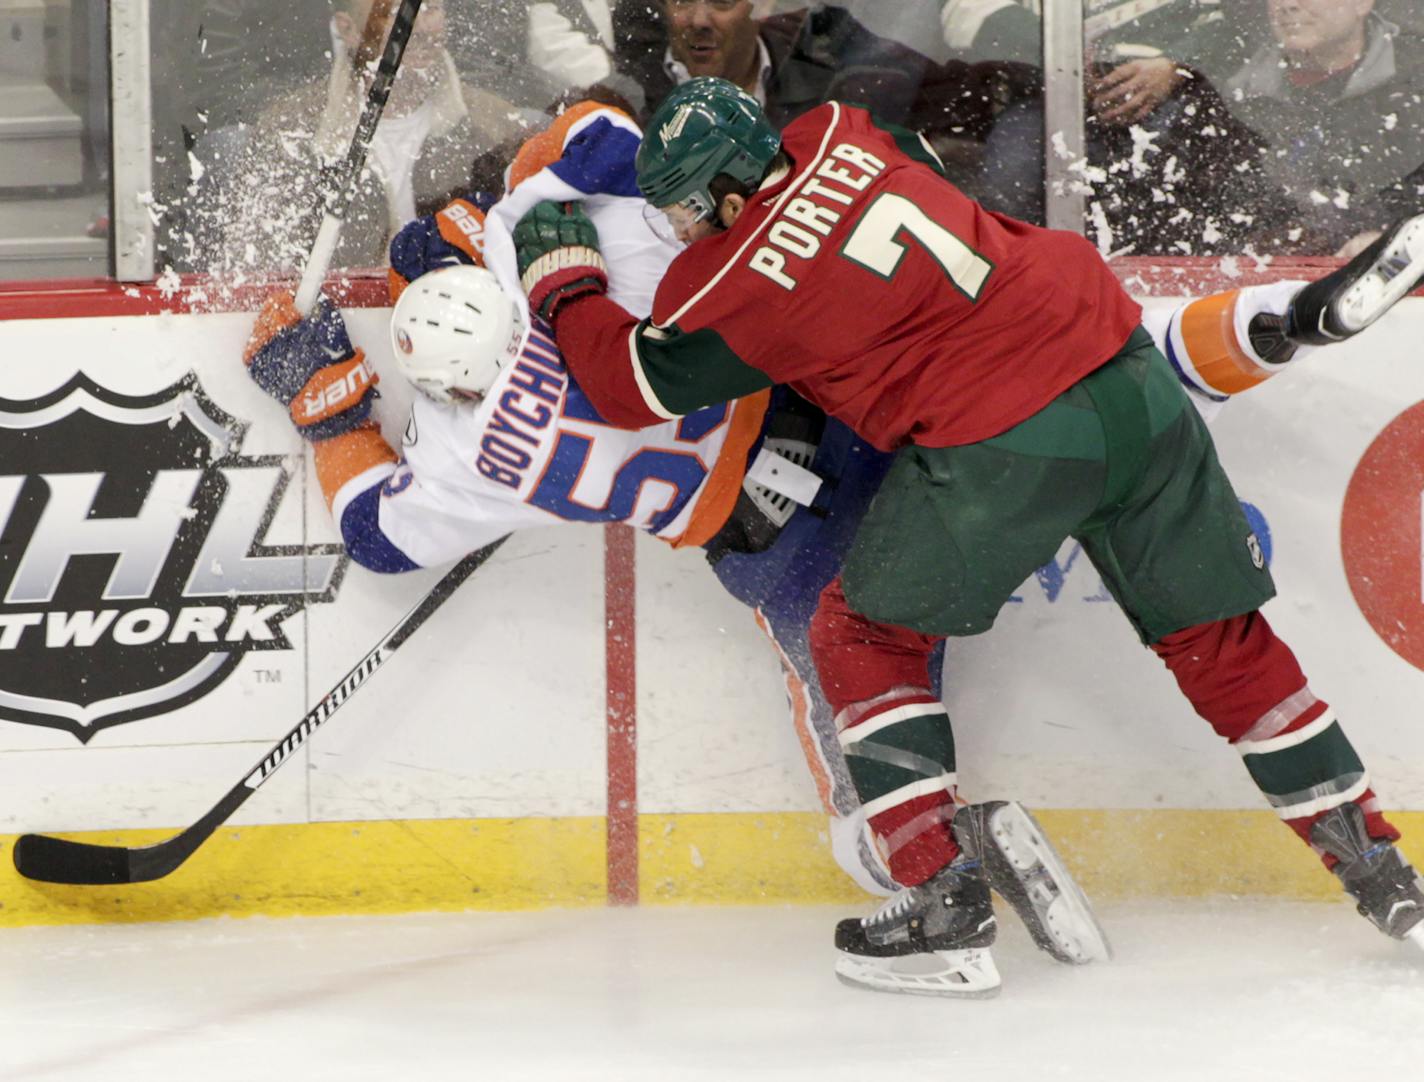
[
  {"xmin": 1060, "ymin": 0, "xmax": 1424, "ymax": 256},
  {"xmin": 977, "ymin": 2, "xmax": 1287, "ymax": 256},
  {"xmin": 939, "ymin": 0, "xmax": 1041, "ymax": 65},
  {"xmin": 1075, "ymin": 0, "xmax": 1424, "ymax": 255},
  {"xmin": 194, "ymin": 0, "xmax": 524, "ymax": 277},
  {"xmin": 662, "ymin": 0, "xmax": 764, "ymax": 94},
  {"xmin": 147, "ymin": 1, "xmax": 337, "ymax": 274},
  {"xmin": 446, "ymin": 2, "xmax": 649, "ymax": 116},
  {"xmin": 1087, "ymin": 2, "xmax": 1272, "ymax": 126},
  {"xmin": 622, "ymin": 2, "xmax": 940, "ymax": 129},
  {"xmin": 1223, "ymin": 0, "xmax": 1424, "ymax": 255},
  {"xmin": 614, "ymin": 0, "xmax": 1037, "ymax": 193}
]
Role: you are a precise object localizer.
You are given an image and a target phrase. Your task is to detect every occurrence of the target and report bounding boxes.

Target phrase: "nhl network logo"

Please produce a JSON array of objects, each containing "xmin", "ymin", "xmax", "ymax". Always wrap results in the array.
[{"xmin": 0, "ymin": 373, "xmax": 347, "ymax": 742}]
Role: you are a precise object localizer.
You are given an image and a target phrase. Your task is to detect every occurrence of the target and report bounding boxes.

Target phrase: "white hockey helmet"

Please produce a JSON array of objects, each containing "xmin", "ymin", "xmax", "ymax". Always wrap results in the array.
[{"xmin": 389, "ymin": 265, "xmax": 527, "ymax": 404}]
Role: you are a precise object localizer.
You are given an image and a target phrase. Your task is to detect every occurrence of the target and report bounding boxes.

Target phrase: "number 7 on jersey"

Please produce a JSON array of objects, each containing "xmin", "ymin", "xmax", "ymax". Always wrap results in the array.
[{"xmin": 841, "ymin": 192, "xmax": 994, "ymax": 301}]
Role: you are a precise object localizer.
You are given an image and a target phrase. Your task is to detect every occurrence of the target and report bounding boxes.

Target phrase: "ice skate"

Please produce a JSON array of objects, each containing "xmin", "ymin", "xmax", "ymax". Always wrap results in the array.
[
  {"xmin": 1284, "ymin": 213, "xmax": 1424, "ymax": 345},
  {"xmin": 834, "ymin": 858, "xmax": 1000, "ymax": 998},
  {"xmin": 954, "ymin": 801, "xmax": 1113, "ymax": 965},
  {"xmin": 1311, "ymin": 803, "xmax": 1424, "ymax": 952}
]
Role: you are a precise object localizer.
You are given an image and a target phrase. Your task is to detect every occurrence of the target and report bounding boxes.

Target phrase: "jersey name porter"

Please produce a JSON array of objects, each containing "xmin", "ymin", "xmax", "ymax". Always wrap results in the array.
[
  {"xmin": 633, "ymin": 103, "xmax": 1143, "ymax": 451},
  {"xmin": 749, "ymin": 142, "xmax": 892, "ymax": 293}
]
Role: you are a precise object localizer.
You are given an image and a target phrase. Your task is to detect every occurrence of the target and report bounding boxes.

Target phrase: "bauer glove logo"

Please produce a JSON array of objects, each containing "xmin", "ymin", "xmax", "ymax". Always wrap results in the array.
[{"xmin": 296, "ymin": 355, "xmax": 377, "ymax": 424}]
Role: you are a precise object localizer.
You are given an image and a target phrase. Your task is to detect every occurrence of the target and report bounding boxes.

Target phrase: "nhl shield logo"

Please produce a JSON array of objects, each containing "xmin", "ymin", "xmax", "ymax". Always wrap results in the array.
[{"xmin": 0, "ymin": 373, "xmax": 347, "ymax": 742}]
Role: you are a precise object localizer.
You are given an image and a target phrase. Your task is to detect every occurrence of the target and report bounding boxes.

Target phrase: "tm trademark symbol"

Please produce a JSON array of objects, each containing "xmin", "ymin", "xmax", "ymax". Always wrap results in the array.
[{"xmin": 253, "ymin": 669, "xmax": 282, "ymax": 685}]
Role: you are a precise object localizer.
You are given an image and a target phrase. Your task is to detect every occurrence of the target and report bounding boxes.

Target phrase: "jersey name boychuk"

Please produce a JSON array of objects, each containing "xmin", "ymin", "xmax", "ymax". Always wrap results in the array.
[{"xmin": 476, "ymin": 328, "xmax": 566, "ymax": 489}]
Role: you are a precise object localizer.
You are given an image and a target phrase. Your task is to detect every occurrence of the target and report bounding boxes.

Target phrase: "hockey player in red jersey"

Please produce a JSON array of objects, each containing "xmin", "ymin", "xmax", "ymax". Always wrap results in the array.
[{"xmin": 510, "ymin": 78, "xmax": 1424, "ymax": 994}]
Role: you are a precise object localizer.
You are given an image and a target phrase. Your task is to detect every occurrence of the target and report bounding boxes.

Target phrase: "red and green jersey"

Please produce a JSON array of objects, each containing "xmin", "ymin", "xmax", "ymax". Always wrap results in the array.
[{"xmin": 555, "ymin": 102, "xmax": 1142, "ymax": 450}]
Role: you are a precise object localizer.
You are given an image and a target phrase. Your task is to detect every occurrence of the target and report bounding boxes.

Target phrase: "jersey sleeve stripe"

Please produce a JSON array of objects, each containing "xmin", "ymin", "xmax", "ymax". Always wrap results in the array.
[
  {"xmin": 1177, "ymin": 290, "xmax": 1278, "ymax": 396},
  {"xmin": 330, "ymin": 459, "xmax": 401, "ymax": 525},
  {"xmin": 313, "ymin": 425, "xmax": 399, "ymax": 511},
  {"xmin": 631, "ymin": 323, "xmax": 775, "ymax": 418},
  {"xmin": 548, "ymin": 118, "xmax": 643, "ymax": 198},
  {"xmin": 338, "ymin": 482, "xmax": 421, "ymax": 573},
  {"xmin": 507, "ymin": 102, "xmax": 637, "ymax": 192},
  {"xmin": 627, "ymin": 322, "xmax": 682, "ymax": 420},
  {"xmin": 656, "ymin": 102, "xmax": 845, "ymax": 330},
  {"xmin": 665, "ymin": 388, "xmax": 771, "ymax": 549}
]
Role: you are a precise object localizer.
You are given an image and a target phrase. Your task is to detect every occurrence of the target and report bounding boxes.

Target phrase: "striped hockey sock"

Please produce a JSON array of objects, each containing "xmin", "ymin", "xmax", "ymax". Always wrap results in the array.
[
  {"xmin": 810, "ymin": 576, "xmax": 960, "ymax": 887},
  {"xmin": 1232, "ymin": 689, "xmax": 1399, "ymax": 855},
  {"xmin": 837, "ymin": 689, "xmax": 959, "ymax": 886},
  {"xmin": 1153, "ymin": 611, "xmax": 1400, "ymax": 862}
]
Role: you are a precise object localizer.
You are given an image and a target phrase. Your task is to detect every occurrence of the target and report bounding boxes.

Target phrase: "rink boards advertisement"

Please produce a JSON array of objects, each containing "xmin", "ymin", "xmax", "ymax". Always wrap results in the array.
[{"xmin": 0, "ymin": 274, "xmax": 1422, "ymax": 924}]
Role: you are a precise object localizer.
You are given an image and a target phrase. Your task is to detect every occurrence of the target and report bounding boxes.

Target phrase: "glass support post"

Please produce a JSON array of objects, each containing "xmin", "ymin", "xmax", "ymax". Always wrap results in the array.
[
  {"xmin": 110, "ymin": 0, "xmax": 155, "ymax": 282},
  {"xmin": 1043, "ymin": 1, "xmax": 1086, "ymax": 234}
]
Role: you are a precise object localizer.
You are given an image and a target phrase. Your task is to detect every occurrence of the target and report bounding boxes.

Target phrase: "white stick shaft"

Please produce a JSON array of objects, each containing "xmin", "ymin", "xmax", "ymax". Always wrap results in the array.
[
  {"xmin": 296, "ymin": 213, "xmax": 346, "ymax": 314},
  {"xmin": 290, "ymin": 0, "xmax": 426, "ymax": 315}
]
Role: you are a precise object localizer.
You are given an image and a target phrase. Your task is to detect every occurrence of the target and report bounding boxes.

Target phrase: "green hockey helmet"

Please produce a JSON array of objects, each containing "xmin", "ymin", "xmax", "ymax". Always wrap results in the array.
[{"xmin": 636, "ymin": 78, "xmax": 782, "ymax": 223}]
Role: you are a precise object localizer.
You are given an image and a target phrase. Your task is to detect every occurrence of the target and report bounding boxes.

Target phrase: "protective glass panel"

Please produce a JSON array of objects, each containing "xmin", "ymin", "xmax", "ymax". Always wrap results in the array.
[
  {"xmin": 1080, "ymin": 0, "xmax": 1424, "ymax": 257},
  {"xmin": 0, "ymin": 0, "xmax": 110, "ymax": 282},
  {"xmin": 738, "ymin": 1, "xmax": 1048, "ymax": 216},
  {"xmin": 151, "ymin": 0, "xmax": 543, "ymax": 281},
  {"xmin": 147, "ymin": 0, "xmax": 1051, "ymax": 282}
]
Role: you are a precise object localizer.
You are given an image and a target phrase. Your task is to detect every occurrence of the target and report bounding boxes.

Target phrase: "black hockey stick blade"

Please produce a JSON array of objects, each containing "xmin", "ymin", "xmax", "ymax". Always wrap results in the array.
[
  {"xmin": 12, "ymin": 789, "xmax": 240, "ymax": 885},
  {"xmin": 12, "ymin": 539, "xmax": 504, "ymax": 886},
  {"xmin": 13, "ymin": 833, "xmax": 131, "ymax": 885}
]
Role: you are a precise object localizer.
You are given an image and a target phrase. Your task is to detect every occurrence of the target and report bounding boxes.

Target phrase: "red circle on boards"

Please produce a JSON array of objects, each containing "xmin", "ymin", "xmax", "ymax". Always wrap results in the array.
[{"xmin": 1341, "ymin": 401, "xmax": 1424, "ymax": 671}]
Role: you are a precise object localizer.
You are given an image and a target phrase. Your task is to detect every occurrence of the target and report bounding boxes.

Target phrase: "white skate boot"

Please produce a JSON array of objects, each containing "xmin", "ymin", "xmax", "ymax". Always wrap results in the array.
[
  {"xmin": 954, "ymin": 800, "xmax": 1113, "ymax": 965},
  {"xmin": 1286, "ymin": 213, "xmax": 1424, "ymax": 344}
]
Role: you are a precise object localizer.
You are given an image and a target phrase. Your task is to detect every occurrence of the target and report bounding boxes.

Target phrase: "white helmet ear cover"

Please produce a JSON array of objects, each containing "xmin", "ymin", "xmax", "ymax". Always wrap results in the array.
[{"xmin": 389, "ymin": 265, "xmax": 527, "ymax": 404}]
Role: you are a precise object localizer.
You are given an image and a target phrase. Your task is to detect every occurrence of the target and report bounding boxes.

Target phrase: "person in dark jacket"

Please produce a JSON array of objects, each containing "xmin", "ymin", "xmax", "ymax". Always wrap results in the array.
[
  {"xmin": 1224, "ymin": 3, "xmax": 1424, "ymax": 255},
  {"xmin": 614, "ymin": 0, "xmax": 1038, "ymax": 185}
]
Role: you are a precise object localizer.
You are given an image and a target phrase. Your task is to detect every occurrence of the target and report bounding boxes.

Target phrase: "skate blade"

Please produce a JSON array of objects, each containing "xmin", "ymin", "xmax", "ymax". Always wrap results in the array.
[
  {"xmin": 989, "ymin": 802, "xmax": 1114, "ymax": 965},
  {"xmin": 834, "ymin": 946, "xmax": 1001, "ymax": 999},
  {"xmin": 1334, "ymin": 216, "xmax": 1424, "ymax": 334}
]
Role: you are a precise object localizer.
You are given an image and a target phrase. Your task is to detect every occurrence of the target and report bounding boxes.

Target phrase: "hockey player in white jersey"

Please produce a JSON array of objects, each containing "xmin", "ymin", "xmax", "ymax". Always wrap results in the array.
[
  {"xmin": 249, "ymin": 104, "xmax": 775, "ymax": 574},
  {"xmin": 244, "ymin": 101, "xmax": 1424, "ymax": 996}
]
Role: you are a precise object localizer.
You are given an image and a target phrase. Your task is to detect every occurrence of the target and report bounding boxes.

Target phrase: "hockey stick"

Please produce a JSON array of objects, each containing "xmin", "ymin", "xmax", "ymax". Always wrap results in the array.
[
  {"xmin": 11, "ymin": 537, "xmax": 507, "ymax": 886},
  {"xmin": 294, "ymin": 0, "xmax": 425, "ymax": 314}
]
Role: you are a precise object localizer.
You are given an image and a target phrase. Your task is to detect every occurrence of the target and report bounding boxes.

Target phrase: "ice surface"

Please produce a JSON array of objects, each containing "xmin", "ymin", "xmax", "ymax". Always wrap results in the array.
[{"xmin": 1, "ymin": 900, "xmax": 1421, "ymax": 1081}]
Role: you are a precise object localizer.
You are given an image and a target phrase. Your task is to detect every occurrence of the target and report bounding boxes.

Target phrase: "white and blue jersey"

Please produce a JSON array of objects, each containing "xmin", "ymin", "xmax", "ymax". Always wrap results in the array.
[{"xmin": 332, "ymin": 318, "xmax": 769, "ymax": 571}]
